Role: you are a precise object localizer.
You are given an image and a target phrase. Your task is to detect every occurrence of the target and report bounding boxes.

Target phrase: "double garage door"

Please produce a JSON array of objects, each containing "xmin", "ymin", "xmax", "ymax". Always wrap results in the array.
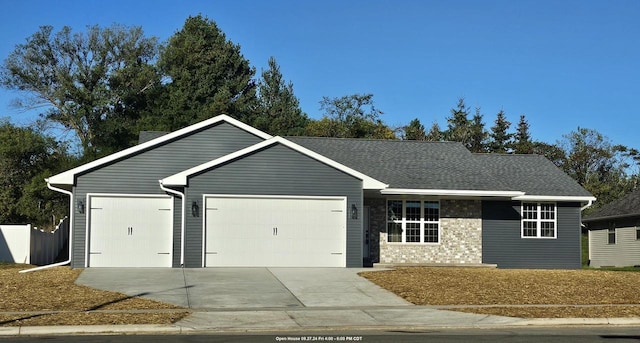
[
  {"xmin": 205, "ymin": 195, "xmax": 347, "ymax": 267},
  {"xmin": 88, "ymin": 195, "xmax": 173, "ymax": 267}
]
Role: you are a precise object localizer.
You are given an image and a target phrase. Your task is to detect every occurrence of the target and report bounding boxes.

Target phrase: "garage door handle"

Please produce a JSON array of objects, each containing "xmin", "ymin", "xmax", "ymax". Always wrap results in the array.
[
  {"xmin": 89, "ymin": 252, "xmax": 102, "ymax": 254},
  {"xmin": 157, "ymin": 253, "xmax": 170, "ymax": 255},
  {"xmin": 273, "ymin": 227, "xmax": 278, "ymax": 236},
  {"xmin": 331, "ymin": 252, "xmax": 343, "ymax": 255}
]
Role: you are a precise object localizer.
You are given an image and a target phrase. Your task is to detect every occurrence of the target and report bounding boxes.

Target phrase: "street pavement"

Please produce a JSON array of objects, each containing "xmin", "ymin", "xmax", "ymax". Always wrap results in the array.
[{"xmin": 1, "ymin": 267, "xmax": 639, "ymax": 336}]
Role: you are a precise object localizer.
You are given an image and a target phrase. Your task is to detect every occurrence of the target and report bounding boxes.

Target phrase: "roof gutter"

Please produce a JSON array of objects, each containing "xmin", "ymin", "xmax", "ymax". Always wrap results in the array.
[
  {"xmin": 20, "ymin": 180, "xmax": 73, "ymax": 273},
  {"xmin": 159, "ymin": 180, "xmax": 185, "ymax": 266},
  {"xmin": 380, "ymin": 188, "xmax": 525, "ymax": 198}
]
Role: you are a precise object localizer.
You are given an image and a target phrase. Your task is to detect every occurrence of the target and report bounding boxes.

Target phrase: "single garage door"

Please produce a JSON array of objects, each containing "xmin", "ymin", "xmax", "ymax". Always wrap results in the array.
[
  {"xmin": 88, "ymin": 195, "xmax": 173, "ymax": 267},
  {"xmin": 205, "ymin": 195, "xmax": 346, "ymax": 267}
]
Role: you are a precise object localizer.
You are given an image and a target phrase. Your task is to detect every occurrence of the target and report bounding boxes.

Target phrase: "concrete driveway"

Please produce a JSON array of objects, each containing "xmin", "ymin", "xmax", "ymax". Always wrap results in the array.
[{"xmin": 75, "ymin": 268, "xmax": 411, "ymax": 309}]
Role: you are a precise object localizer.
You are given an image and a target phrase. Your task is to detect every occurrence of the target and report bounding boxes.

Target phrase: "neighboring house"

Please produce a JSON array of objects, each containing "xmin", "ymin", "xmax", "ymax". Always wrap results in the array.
[
  {"xmin": 46, "ymin": 115, "xmax": 594, "ymax": 269},
  {"xmin": 583, "ymin": 189, "xmax": 640, "ymax": 268}
]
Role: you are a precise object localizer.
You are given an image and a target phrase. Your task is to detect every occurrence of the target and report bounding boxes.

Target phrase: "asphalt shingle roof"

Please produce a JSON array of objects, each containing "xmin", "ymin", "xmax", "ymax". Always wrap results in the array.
[
  {"xmin": 287, "ymin": 137, "xmax": 592, "ymax": 197},
  {"xmin": 473, "ymin": 153, "xmax": 593, "ymax": 197},
  {"xmin": 583, "ymin": 188, "xmax": 640, "ymax": 222}
]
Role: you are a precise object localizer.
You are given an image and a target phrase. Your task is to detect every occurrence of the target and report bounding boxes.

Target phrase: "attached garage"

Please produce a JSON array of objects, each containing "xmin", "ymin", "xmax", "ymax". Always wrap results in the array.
[
  {"xmin": 204, "ymin": 195, "xmax": 346, "ymax": 267},
  {"xmin": 87, "ymin": 195, "xmax": 173, "ymax": 267}
]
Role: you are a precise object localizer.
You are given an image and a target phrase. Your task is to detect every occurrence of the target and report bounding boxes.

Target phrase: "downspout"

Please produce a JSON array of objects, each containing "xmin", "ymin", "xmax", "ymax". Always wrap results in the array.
[
  {"xmin": 159, "ymin": 180, "xmax": 185, "ymax": 267},
  {"xmin": 580, "ymin": 199, "xmax": 593, "ymax": 211},
  {"xmin": 20, "ymin": 180, "xmax": 73, "ymax": 273}
]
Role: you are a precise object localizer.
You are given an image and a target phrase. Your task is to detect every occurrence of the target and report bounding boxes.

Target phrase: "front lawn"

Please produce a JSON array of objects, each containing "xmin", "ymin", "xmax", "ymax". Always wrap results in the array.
[
  {"xmin": 360, "ymin": 267, "xmax": 640, "ymax": 318},
  {"xmin": 0, "ymin": 264, "xmax": 189, "ymax": 326}
]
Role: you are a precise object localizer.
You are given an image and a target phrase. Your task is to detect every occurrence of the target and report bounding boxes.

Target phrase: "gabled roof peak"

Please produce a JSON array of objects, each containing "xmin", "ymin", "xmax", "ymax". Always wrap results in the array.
[{"xmin": 47, "ymin": 114, "xmax": 272, "ymax": 185}]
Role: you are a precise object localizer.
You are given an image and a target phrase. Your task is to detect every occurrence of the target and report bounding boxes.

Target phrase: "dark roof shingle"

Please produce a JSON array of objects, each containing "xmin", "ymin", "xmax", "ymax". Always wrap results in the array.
[
  {"xmin": 583, "ymin": 188, "xmax": 640, "ymax": 222},
  {"xmin": 288, "ymin": 136, "xmax": 591, "ymax": 197}
]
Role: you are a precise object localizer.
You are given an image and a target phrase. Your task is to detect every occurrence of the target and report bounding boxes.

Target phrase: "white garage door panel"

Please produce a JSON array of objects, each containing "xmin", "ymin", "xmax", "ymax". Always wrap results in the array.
[
  {"xmin": 89, "ymin": 196, "xmax": 172, "ymax": 267},
  {"xmin": 205, "ymin": 196, "xmax": 346, "ymax": 267}
]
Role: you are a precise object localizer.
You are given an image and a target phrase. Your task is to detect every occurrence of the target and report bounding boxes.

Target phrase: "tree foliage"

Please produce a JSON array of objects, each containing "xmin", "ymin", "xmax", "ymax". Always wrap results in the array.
[
  {"xmin": 0, "ymin": 24, "xmax": 160, "ymax": 157},
  {"xmin": 513, "ymin": 115, "xmax": 534, "ymax": 154},
  {"xmin": 0, "ymin": 121, "xmax": 71, "ymax": 228},
  {"xmin": 488, "ymin": 110, "xmax": 512, "ymax": 153},
  {"xmin": 425, "ymin": 122, "xmax": 444, "ymax": 141},
  {"xmin": 155, "ymin": 15, "xmax": 257, "ymax": 130},
  {"xmin": 306, "ymin": 93, "xmax": 395, "ymax": 139},
  {"xmin": 254, "ymin": 57, "xmax": 308, "ymax": 136},
  {"xmin": 403, "ymin": 118, "xmax": 427, "ymax": 140},
  {"xmin": 556, "ymin": 127, "xmax": 636, "ymax": 206},
  {"xmin": 468, "ymin": 108, "xmax": 488, "ymax": 153},
  {"xmin": 444, "ymin": 98, "xmax": 472, "ymax": 146}
]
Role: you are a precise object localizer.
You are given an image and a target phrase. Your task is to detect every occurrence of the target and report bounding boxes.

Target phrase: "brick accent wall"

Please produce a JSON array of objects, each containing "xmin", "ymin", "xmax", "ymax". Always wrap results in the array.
[{"xmin": 365, "ymin": 198, "xmax": 482, "ymax": 264}]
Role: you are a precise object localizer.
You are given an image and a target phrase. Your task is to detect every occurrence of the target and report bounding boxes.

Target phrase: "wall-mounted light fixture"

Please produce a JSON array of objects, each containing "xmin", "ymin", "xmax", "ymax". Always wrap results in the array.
[
  {"xmin": 191, "ymin": 200, "xmax": 199, "ymax": 217},
  {"xmin": 351, "ymin": 204, "xmax": 358, "ymax": 219},
  {"xmin": 76, "ymin": 199, "xmax": 85, "ymax": 214}
]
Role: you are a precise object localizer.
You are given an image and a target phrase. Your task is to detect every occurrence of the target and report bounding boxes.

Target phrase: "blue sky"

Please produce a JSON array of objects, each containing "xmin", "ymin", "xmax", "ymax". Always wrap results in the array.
[{"xmin": 0, "ymin": 0, "xmax": 638, "ymax": 149}]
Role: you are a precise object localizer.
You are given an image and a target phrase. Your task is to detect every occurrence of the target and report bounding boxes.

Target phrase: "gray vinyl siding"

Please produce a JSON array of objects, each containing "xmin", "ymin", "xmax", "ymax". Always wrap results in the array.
[
  {"xmin": 482, "ymin": 201, "xmax": 582, "ymax": 269},
  {"xmin": 185, "ymin": 143, "xmax": 363, "ymax": 268},
  {"xmin": 71, "ymin": 122, "xmax": 264, "ymax": 268},
  {"xmin": 588, "ymin": 217, "xmax": 640, "ymax": 267}
]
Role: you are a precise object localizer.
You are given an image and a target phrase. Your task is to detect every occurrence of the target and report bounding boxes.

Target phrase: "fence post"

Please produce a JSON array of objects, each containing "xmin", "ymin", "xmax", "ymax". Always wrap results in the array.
[{"xmin": 26, "ymin": 224, "xmax": 31, "ymax": 264}]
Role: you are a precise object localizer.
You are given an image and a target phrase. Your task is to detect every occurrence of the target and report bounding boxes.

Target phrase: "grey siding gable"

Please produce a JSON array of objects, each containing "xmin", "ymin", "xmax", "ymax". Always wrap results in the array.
[
  {"xmin": 482, "ymin": 201, "xmax": 582, "ymax": 269},
  {"xmin": 72, "ymin": 122, "xmax": 265, "ymax": 268},
  {"xmin": 184, "ymin": 143, "xmax": 363, "ymax": 267}
]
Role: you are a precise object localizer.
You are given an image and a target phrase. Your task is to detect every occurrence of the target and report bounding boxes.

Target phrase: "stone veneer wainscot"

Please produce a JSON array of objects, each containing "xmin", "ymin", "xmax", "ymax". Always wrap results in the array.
[{"xmin": 366, "ymin": 199, "xmax": 482, "ymax": 264}]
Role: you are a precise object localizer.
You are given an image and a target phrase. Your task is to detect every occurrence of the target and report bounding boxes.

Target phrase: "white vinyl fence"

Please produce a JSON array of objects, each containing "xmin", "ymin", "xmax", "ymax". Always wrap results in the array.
[{"xmin": 0, "ymin": 217, "xmax": 69, "ymax": 265}]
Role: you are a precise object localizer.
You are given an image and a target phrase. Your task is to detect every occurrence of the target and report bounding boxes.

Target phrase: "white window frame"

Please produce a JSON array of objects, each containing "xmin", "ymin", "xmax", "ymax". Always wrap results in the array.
[
  {"xmin": 521, "ymin": 202, "xmax": 557, "ymax": 239},
  {"xmin": 386, "ymin": 199, "xmax": 440, "ymax": 244}
]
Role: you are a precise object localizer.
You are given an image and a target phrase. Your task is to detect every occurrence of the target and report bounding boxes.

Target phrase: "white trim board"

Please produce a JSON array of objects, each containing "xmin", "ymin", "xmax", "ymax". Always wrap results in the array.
[
  {"xmin": 381, "ymin": 188, "xmax": 525, "ymax": 197},
  {"xmin": 48, "ymin": 115, "xmax": 272, "ymax": 185},
  {"xmin": 85, "ymin": 193, "xmax": 173, "ymax": 267}
]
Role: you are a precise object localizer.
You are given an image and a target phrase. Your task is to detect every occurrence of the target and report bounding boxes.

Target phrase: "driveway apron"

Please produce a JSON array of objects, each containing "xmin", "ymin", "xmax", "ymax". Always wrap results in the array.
[{"xmin": 75, "ymin": 267, "xmax": 410, "ymax": 309}]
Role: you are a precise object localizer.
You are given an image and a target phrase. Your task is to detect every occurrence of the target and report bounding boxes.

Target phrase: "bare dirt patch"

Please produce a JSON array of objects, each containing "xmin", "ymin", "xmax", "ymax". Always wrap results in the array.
[
  {"xmin": 0, "ymin": 264, "xmax": 189, "ymax": 326},
  {"xmin": 359, "ymin": 267, "xmax": 640, "ymax": 318}
]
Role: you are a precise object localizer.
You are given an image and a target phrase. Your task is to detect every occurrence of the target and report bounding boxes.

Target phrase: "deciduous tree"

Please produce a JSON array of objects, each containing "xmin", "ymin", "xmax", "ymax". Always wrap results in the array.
[
  {"xmin": 0, "ymin": 24, "xmax": 160, "ymax": 157},
  {"xmin": 0, "ymin": 120, "xmax": 71, "ymax": 227},
  {"xmin": 306, "ymin": 93, "xmax": 394, "ymax": 139}
]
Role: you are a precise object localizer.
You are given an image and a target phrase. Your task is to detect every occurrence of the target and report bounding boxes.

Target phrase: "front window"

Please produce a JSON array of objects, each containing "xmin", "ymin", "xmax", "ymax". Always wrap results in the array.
[
  {"xmin": 521, "ymin": 202, "xmax": 556, "ymax": 238},
  {"xmin": 387, "ymin": 200, "xmax": 440, "ymax": 243},
  {"xmin": 608, "ymin": 228, "xmax": 616, "ymax": 244}
]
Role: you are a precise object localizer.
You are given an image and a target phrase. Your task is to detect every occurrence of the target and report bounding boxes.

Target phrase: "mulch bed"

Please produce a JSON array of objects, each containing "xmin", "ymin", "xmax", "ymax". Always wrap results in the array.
[{"xmin": 359, "ymin": 267, "xmax": 640, "ymax": 318}]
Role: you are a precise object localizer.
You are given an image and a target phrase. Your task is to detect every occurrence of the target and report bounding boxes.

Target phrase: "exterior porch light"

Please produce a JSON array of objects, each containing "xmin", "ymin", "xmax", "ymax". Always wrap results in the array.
[
  {"xmin": 351, "ymin": 204, "xmax": 358, "ymax": 219},
  {"xmin": 191, "ymin": 200, "xmax": 199, "ymax": 217},
  {"xmin": 76, "ymin": 199, "xmax": 85, "ymax": 214}
]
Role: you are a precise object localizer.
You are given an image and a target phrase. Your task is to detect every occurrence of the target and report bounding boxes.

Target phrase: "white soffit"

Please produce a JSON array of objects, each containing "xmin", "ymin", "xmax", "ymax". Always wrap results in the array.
[
  {"xmin": 161, "ymin": 136, "xmax": 388, "ymax": 190},
  {"xmin": 47, "ymin": 115, "xmax": 272, "ymax": 185}
]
